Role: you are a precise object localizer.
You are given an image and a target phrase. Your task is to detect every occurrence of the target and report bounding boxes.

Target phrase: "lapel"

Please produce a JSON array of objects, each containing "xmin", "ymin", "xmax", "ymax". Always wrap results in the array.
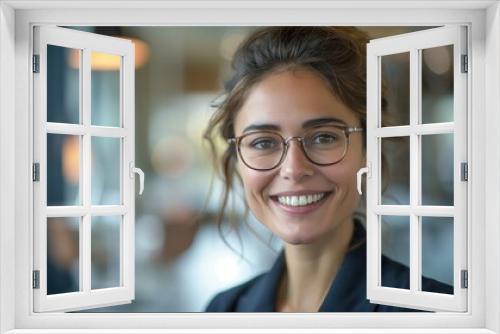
[
  {"xmin": 318, "ymin": 221, "xmax": 377, "ymax": 312},
  {"xmin": 236, "ymin": 251, "xmax": 285, "ymax": 311},
  {"xmin": 236, "ymin": 220, "xmax": 377, "ymax": 312}
]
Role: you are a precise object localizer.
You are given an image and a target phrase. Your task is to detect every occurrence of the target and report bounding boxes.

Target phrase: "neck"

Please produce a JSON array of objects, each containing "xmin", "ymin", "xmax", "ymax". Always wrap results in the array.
[{"xmin": 277, "ymin": 218, "xmax": 354, "ymax": 312}]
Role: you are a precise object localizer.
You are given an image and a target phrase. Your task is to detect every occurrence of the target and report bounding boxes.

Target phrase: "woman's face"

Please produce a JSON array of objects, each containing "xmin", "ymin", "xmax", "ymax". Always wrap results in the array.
[{"xmin": 233, "ymin": 69, "xmax": 365, "ymax": 246}]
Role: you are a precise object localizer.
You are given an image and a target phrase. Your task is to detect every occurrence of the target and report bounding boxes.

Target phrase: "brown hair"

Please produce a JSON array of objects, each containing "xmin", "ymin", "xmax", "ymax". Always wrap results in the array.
[{"xmin": 204, "ymin": 26, "xmax": 389, "ymax": 245}]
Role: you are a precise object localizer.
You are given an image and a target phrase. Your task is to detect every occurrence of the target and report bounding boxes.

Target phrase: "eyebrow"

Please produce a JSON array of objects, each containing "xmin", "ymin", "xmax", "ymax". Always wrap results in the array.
[
  {"xmin": 302, "ymin": 117, "xmax": 348, "ymax": 128},
  {"xmin": 242, "ymin": 124, "xmax": 281, "ymax": 133},
  {"xmin": 242, "ymin": 117, "xmax": 348, "ymax": 134}
]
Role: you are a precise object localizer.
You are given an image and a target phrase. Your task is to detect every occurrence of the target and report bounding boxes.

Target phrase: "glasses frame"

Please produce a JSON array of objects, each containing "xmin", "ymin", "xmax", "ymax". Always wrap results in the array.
[{"xmin": 228, "ymin": 124, "xmax": 364, "ymax": 171}]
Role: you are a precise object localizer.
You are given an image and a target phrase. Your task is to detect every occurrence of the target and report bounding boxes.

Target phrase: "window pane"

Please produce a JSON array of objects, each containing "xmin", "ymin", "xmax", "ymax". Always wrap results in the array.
[
  {"xmin": 381, "ymin": 136, "xmax": 410, "ymax": 205},
  {"xmin": 47, "ymin": 217, "xmax": 79, "ymax": 295},
  {"xmin": 381, "ymin": 52, "xmax": 410, "ymax": 127},
  {"xmin": 421, "ymin": 45, "xmax": 454, "ymax": 124},
  {"xmin": 91, "ymin": 216, "xmax": 121, "ymax": 289},
  {"xmin": 47, "ymin": 134, "xmax": 81, "ymax": 206},
  {"xmin": 381, "ymin": 215, "xmax": 410, "ymax": 289},
  {"xmin": 91, "ymin": 52, "xmax": 121, "ymax": 127},
  {"xmin": 91, "ymin": 137, "xmax": 121, "ymax": 205},
  {"xmin": 421, "ymin": 216, "xmax": 454, "ymax": 294},
  {"xmin": 47, "ymin": 45, "xmax": 80, "ymax": 124},
  {"xmin": 421, "ymin": 133, "xmax": 454, "ymax": 206}
]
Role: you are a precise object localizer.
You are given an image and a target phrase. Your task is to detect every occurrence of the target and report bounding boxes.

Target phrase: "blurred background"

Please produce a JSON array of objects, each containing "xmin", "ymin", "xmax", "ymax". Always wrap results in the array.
[{"xmin": 45, "ymin": 26, "xmax": 454, "ymax": 312}]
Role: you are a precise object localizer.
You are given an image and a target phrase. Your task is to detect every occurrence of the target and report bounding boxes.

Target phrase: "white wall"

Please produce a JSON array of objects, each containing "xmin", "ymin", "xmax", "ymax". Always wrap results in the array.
[
  {"xmin": 485, "ymin": 1, "xmax": 500, "ymax": 332},
  {"xmin": 0, "ymin": 2, "xmax": 16, "ymax": 333}
]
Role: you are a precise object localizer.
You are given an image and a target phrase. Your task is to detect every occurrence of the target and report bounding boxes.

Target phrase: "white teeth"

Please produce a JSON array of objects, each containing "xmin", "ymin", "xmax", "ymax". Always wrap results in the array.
[{"xmin": 277, "ymin": 193, "xmax": 327, "ymax": 207}]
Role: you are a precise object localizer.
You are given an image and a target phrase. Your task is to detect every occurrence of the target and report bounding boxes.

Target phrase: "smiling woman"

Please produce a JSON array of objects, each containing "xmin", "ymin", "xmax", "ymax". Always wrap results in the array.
[
  {"xmin": 232, "ymin": 70, "xmax": 365, "ymax": 248},
  {"xmin": 203, "ymin": 26, "xmax": 452, "ymax": 312}
]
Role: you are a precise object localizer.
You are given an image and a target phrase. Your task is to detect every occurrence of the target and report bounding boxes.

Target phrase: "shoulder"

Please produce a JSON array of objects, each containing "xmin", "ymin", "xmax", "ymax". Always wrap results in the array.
[
  {"xmin": 205, "ymin": 274, "xmax": 264, "ymax": 312},
  {"xmin": 378, "ymin": 255, "xmax": 453, "ymax": 312},
  {"xmin": 380, "ymin": 255, "xmax": 411, "ymax": 289},
  {"xmin": 381, "ymin": 255, "xmax": 452, "ymax": 294}
]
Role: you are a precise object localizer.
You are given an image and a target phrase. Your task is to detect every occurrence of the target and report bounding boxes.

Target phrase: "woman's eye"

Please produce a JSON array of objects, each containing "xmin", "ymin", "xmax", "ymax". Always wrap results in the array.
[
  {"xmin": 250, "ymin": 138, "xmax": 279, "ymax": 150},
  {"xmin": 311, "ymin": 133, "xmax": 338, "ymax": 145}
]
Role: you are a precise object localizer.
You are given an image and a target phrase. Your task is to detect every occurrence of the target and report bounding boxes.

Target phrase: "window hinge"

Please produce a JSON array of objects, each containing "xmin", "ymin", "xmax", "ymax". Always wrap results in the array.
[
  {"xmin": 32, "ymin": 55, "xmax": 40, "ymax": 73},
  {"xmin": 33, "ymin": 270, "xmax": 40, "ymax": 289},
  {"xmin": 461, "ymin": 269, "xmax": 468, "ymax": 289},
  {"xmin": 461, "ymin": 162, "xmax": 468, "ymax": 181},
  {"xmin": 33, "ymin": 163, "xmax": 40, "ymax": 182},
  {"xmin": 461, "ymin": 54, "xmax": 468, "ymax": 73}
]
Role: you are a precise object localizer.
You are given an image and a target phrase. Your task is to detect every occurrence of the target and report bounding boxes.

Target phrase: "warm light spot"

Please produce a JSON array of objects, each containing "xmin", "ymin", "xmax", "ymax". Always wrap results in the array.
[
  {"xmin": 130, "ymin": 37, "xmax": 150, "ymax": 69},
  {"xmin": 68, "ymin": 37, "xmax": 150, "ymax": 70},
  {"xmin": 91, "ymin": 51, "xmax": 121, "ymax": 71},
  {"xmin": 62, "ymin": 136, "xmax": 80, "ymax": 185}
]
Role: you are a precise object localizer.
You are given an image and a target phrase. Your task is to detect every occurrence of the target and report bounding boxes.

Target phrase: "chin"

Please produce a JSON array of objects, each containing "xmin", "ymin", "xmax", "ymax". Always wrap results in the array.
[{"xmin": 279, "ymin": 230, "xmax": 321, "ymax": 245}]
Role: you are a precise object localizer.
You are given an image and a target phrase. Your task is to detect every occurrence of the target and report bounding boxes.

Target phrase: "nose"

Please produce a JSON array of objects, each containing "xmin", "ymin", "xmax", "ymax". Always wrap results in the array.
[{"xmin": 279, "ymin": 139, "xmax": 314, "ymax": 181}]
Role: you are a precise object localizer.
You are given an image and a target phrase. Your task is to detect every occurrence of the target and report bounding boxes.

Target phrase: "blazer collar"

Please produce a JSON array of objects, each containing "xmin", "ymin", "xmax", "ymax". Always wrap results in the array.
[
  {"xmin": 238, "ymin": 220, "xmax": 376, "ymax": 312},
  {"xmin": 318, "ymin": 221, "xmax": 376, "ymax": 312},
  {"xmin": 237, "ymin": 249, "xmax": 285, "ymax": 311}
]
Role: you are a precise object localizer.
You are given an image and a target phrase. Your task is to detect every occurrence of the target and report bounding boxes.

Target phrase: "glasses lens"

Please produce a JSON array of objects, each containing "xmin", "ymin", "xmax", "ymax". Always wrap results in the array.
[
  {"xmin": 239, "ymin": 132, "xmax": 284, "ymax": 170},
  {"xmin": 303, "ymin": 126, "xmax": 348, "ymax": 164}
]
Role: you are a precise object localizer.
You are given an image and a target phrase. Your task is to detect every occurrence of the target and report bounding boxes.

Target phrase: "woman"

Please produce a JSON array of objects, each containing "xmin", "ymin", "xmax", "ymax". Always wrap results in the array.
[{"xmin": 204, "ymin": 27, "xmax": 451, "ymax": 312}]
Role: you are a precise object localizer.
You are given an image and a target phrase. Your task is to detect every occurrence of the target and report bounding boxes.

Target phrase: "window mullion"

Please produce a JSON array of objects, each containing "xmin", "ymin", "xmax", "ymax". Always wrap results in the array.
[
  {"xmin": 409, "ymin": 48, "xmax": 421, "ymax": 292},
  {"xmin": 374, "ymin": 205, "xmax": 454, "ymax": 216},
  {"xmin": 46, "ymin": 122, "xmax": 85, "ymax": 135},
  {"xmin": 46, "ymin": 206, "xmax": 87, "ymax": 217},
  {"xmin": 375, "ymin": 122, "xmax": 454, "ymax": 137},
  {"xmin": 82, "ymin": 48, "xmax": 91, "ymax": 294},
  {"xmin": 90, "ymin": 205, "xmax": 127, "ymax": 216},
  {"xmin": 89, "ymin": 126, "xmax": 127, "ymax": 138}
]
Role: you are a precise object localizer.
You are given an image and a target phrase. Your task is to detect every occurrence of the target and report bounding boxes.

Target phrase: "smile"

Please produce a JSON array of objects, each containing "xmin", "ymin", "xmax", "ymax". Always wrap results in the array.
[{"xmin": 276, "ymin": 192, "xmax": 328, "ymax": 207}]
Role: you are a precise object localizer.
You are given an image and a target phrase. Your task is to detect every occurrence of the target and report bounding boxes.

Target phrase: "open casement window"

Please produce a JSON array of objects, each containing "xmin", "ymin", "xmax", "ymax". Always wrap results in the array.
[
  {"xmin": 363, "ymin": 25, "xmax": 467, "ymax": 312},
  {"xmin": 33, "ymin": 26, "xmax": 143, "ymax": 312}
]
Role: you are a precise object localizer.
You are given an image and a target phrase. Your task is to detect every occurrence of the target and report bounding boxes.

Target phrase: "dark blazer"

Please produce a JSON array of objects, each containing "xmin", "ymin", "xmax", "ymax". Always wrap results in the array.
[{"xmin": 206, "ymin": 221, "xmax": 453, "ymax": 312}]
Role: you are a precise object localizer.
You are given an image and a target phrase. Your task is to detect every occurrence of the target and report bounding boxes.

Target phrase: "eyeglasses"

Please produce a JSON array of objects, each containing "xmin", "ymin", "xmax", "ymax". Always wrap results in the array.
[{"xmin": 228, "ymin": 124, "xmax": 363, "ymax": 171}]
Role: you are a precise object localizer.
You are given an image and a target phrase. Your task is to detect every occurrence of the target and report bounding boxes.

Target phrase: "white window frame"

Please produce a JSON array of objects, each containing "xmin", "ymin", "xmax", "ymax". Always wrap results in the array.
[
  {"xmin": 365, "ymin": 26, "xmax": 468, "ymax": 312},
  {"xmin": 33, "ymin": 26, "xmax": 136, "ymax": 312},
  {"xmin": 0, "ymin": 1, "xmax": 499, "ymax": 333}
]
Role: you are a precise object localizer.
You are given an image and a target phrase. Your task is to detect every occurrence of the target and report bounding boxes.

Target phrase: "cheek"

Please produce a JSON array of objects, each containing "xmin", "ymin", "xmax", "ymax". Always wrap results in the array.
[
  {"xmin": 338, "ymin": 144, "xmax": 365, "ymax": 189},
  {"xmin": 237, "ymin": 162, "xmax": 272, "ymax": 202},
  {"xmin": 325, "ymin": 159, "xmax": 363, "ymax": 203},
  {"xmin": 238, "ymin": 167, "xmax": 274, "ymax": 225},
  {"xmin": 328, "ymin": 161, "xmax": 359, "ymax": 185}
]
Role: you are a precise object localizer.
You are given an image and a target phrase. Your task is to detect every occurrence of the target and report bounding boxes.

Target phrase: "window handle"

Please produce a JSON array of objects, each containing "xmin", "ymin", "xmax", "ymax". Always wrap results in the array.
[
  {"xmin": 356, "ymin": 163, "xmax": 371, "ymax": 195},
  {"xmin": 130, "ymin": 162, "xmax": 145, "ymax": 195}
]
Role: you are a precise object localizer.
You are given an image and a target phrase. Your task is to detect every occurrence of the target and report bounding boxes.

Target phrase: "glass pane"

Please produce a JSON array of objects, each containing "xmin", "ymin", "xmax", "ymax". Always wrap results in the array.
[
  {"xmin": 91, "ymin": 216, "xmax": 121, "ymax": 289},
  {"xmin": 91, "ymin": 137, "xmax": 121, "ymax": 205},
  {"xmin": 421, "ymin": 217, "xmax": 454, "ymax": 294},
  {"xmin": 47, "ymin": 134, "xmax": 81, "ymax": 206},
  {"xmin": 421, "ymin": 45, "xmax": 454, "ymax": 124},
  {"xmin": 381, "ymin": 215, "xmax": 410, "ymax": 289},
  {"xmin": 421, "ymin": 134, "xmax": 454, "ymax": 206},
  {"xmin": 381, "ymin": 52, "xmax": 410, "ymax": 127},
  {"xmin": 91, "ymin": 52, "xmax": 121, "ymax": 127},
  {"xmin": 381, "ymin": 136, "xmax": 410, "ymax": 205},
  {"xmin": 47, "ymin": 45, "xmax": 80, "ymax": 124},
  {"xmin": 47, "ymin": 217, "xmax": 79, "ymax": 295}
]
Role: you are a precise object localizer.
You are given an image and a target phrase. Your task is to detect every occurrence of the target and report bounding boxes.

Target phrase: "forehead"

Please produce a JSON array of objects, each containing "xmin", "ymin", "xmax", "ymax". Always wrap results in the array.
[{"xmin": 234, "ymin": 69, "xmax": 359, "ymax": 134}]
